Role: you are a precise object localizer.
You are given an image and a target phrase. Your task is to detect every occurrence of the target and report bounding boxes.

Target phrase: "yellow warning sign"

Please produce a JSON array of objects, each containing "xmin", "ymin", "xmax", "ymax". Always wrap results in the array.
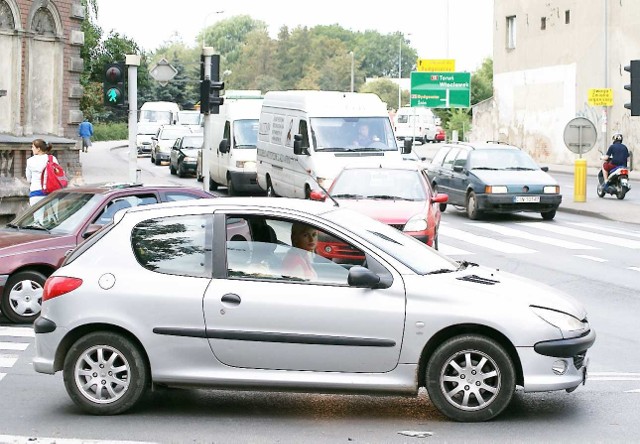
[
  {"xmin": 588, "ymin": 88, "xmax": 613, "ymax": 106},
  {"xmin": 417, "ymin": 59, "xmax": 456, "ymax": 72}
]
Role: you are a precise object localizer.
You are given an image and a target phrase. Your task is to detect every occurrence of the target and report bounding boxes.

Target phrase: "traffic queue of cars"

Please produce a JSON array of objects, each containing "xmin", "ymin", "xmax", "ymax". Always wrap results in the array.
[{"xmin": 1, "ymin": 96, "xmax": 588, "ymax": 422}]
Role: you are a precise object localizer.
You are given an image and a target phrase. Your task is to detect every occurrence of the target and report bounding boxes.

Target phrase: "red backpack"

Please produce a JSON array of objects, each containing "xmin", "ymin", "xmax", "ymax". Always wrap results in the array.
[{"xmin": 41, "ymin": 154, "xmax": 68, "ymax": 194}]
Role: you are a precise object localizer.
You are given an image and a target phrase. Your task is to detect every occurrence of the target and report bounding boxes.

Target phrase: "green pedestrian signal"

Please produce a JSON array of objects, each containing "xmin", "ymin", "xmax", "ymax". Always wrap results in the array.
[{"xmin": 103, "ymin": 63, "xmax": 125, "ymax": 107}]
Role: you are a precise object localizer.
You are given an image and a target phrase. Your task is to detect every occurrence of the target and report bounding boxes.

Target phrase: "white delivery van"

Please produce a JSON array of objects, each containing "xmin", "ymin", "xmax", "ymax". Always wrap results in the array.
[
  {"xmin": 256, "ymin": 90, "xmax": 405, "ymax": 199},
  {"xmin": 206, "ymin": 91, "xmax": 263, "ymax": 195},
  {"xmin": 136, "ymin": 101, "xmax": 180, "ymax": 154},
  {"xmin": 394, "ymin": 106, "xmax": 437, "ymax": 143}
]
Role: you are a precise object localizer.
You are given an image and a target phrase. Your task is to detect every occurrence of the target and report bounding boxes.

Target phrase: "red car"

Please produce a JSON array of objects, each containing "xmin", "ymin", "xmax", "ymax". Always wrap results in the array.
[
  {"xmin": 435, "ymin": 126, "xmax": 446, "ymax": 142},
  {"xmin": 310, "ymin": 162, "xmax": 448, "ymax": 262},
  {"xmin": 0, "ymin": 183, "xmax": 213, "ymax": 323}
]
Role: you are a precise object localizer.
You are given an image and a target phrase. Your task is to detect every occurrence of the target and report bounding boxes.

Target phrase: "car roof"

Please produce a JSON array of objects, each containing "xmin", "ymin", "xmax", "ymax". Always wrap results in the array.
[
  {"xmin": 52, "ymin": 183, "xmax": 210, "ymax": 196},
  {"xmin": 441, "ymin": 141, "xmax": 521, "ymax": 151},
  {"xmin": 341, "ymin": 161, "xmax": 423, "ymax": 171}
]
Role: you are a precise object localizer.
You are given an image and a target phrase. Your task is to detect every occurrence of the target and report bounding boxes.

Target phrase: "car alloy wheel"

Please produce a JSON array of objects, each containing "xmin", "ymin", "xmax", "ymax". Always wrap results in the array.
[
  {"xmin": 466, "ymin": 191, "xmax": 481, "ymax": 220},
  {"xmin": 63, "ymin": 332, "xmax": 149, "ymax": 415},
  {"xmin": 426, "ymin": 335, "xmax": 515, "ymax": 422},
  {"xmin": 1, "ymin": 270, "xmax": 46, "ymax": 324}
]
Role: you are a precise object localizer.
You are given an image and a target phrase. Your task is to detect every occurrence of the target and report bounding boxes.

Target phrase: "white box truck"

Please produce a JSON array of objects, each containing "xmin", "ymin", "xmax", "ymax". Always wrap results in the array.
[
  {"xmin": 204, "ymin": 91, "xmax": 264, "ymax": 195},
  {"xmin": 136, "ymin": 101, "xmax": 179, "ymax": 155},
  {"xmin": 256, "ymin": 90, "xmax": 405, "ymax": 198},
  {"xmin": 394, "ymin": 106, "xmax": 438, "ymax": 144}
]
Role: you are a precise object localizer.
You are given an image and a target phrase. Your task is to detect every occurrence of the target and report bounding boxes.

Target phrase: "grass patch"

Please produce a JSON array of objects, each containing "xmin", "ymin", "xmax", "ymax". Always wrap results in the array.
[{"xmin": 93, "ymin": 123, "xmax": 128, "ymax": 141}]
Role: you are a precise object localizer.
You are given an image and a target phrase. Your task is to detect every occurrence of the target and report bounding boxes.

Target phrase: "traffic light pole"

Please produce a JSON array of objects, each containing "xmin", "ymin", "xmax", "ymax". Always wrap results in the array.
[
  {"xmin": 126, "ymin": 54, "xmax": 141, "ymax": 183},
  {"xmin": 202, "ymin": 47, "xmax": 213, "ymax": 193}
]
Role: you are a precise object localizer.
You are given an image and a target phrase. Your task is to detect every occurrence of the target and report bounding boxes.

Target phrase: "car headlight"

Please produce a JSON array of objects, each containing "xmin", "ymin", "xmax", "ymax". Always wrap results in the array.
[
  {"xmin": 544, "ymin": 185, "xmax": 560, "ymax": 194},
  {"xmin": 531, "ymin": 306, "xmax": 588, "ymax": 338},
  {"xmin": 404, "ymin": 214, "xmax": 428, "ymax": 232},
  {"xmin": 236, "ymin": 161, "xmax": 256, "ymax": 169},
  {"xmin": 184, "ymin": 156, "xmax": 196, "ymax": 162},
  {"xmin": 485, "ymin": 185, "xmax": 508, "ymax": 193}
]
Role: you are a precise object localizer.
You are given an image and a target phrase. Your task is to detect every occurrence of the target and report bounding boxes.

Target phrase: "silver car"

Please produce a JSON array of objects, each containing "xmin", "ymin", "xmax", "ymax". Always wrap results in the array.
[{"xmin": 33, "ymin": 198, "xmax": 594, "ymax": 421}]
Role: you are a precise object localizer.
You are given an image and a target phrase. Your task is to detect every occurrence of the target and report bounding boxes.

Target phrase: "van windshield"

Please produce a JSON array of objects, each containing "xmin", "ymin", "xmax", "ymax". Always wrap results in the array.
[
  {"xmin": 140, "ymin": 110, "xmax": 173, "ymax": 124},
  {"xmin": 233, "ymin": 119, "xmax": 259, "ymax": 149},
  {"xmin": 310, "ymin": 117, "xmax": 399, "ymax": 152}
]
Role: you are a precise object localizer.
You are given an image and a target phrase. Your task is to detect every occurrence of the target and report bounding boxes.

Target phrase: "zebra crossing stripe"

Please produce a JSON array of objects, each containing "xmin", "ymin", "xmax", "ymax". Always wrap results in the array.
[
  {"xmin": 574, "ymin": 255, "xmax": 607, "ymax": 263},
  {"xmin": 569, "ymin": 222, "xmax": 640, "ymax": 239},
  {"xmin": 0, "ymin": 342, "xmax": 29, "ymax": 351},
  {"xmin": 0, "ymin": 437, "xmax": 158, "ymax": 444},
  {"xmin": 629, "ymin": 267, "xmax": 640, "ymax": 273},
  {"xmin": 437, "ymin": 244, "xmax": 473, "ymax": 256},
  {"xmin": 471, "ymin": 223, "xmax": 598, "ymax": 250},
  {"xmin": 519, "ymin": 222, "xmax": 640, "ymax": 248},
  {"xmin": 0, "ymin": 327, "xmax": 35, "ymax": 338},
  {"xmin": 0, "ymin": 355, "xmax": 18, "ymax": 368},
  {"xmin": 439, "ymin": 226, "xmax": 536, "ymax": 254},
  {"xmin": 0, "ymin": 373, "xmax": 5, "ymax": 381}
]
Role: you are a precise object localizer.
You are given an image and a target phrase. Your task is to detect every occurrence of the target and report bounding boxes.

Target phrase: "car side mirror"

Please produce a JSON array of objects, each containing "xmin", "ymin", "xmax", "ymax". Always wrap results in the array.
[
  {"xmin": 82, "ymin": 224, "xmax": 103, "ymax": 239},
  {"xmin": 347, "ymin": 266, "xmax": 381, "ymax": 288},
  {"xmin": 432, "ymin": 193, "xmax": 449, "ymax": 204},
  {"xmin": 541, "ymin": 166, "xmax": 549, "ymax": 172},
  {"xmin": 219, "ymin": 139, "xmax": 230, "ymax": 154},
  {"xmin": 403, "ymin": 138, "xmax": 413, "ymax": 154},
  {"xmin": 293, "ymin": 134, "xmax": 308, "ymax": 155},
  {"xmin": 309, "ymin": 190, "xmax": 326, "ymax": 201},
  {"xmin": 151, "ymin": 136, "xmax": 157, "ymax": 141}
]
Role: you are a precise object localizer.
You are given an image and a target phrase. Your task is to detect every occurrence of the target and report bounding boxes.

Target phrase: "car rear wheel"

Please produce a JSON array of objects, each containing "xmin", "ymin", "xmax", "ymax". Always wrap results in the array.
[
  {"xmin": 169, "ymin": 162, "xmax": 176, "ymax": 175},
  {"xmin": 177, "ymin": 161, "xmax": 186, "ymax": 178},
  {"xmin": 466, "ymin": 191, "xmax": 482, "ymax": 220},
  {"xmin": 266, "ymin": 176, "xmax": 277, "ymax": 197},
  {"xmin": 63, "ymin": 332, "xmax": 149, "ymax": 415},
  {"xmin": 155, "ymin": 155, "xmax": 162, "ymax": 166},
  {"xmin": 425, "ymin": 334, "xmax": 516, "ymax": 422},
  {"xmin": 227, "ymin": 176, "xmax": 235, "ymax": 196},
  {"xmin": 1, "ymin": 270, "xmax": 46, "ymax": 324},
  {"xmin": 434, "ymin": 185, "xmax": 447, "ymax": 212},
  {"xmin": 209, "ymin": 176, "xmax": 219, "ymax": 191},
  {"xmin": 541, "ymin": 210, "xmax": 556, "ymax": 220}
]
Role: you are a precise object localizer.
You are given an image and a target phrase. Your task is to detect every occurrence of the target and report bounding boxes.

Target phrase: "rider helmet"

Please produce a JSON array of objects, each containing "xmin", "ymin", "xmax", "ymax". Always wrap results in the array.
[{"xmin": 612, "ymin": 132, "xmax": 623, "ymax": 143}]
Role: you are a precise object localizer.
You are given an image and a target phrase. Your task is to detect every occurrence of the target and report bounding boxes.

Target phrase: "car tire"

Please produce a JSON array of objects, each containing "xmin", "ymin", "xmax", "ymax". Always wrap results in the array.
[
  {"xmin": 177, "ymin": 162, "xmax": 185, "ymax": 178},
  {"xmin": 63, "ymin": 331, "xmax": 149, "ymax": 415},
  {"xmin": 425, "ymin": 334, "xmax": 516, "ymax": 422},
  {"xmin": 433, "ymin": 232, "xmax": 439, "ymax": 250},
  {"xmin": 466, "ymin": 191, "xmax": 482, "ymax": 220},
  {"xmin": 196, "ymin": 160, "xmax": 203, "ymax": 182},
  {"xmin": 434, "ymin": 185, "xmax": 447, "ymax": 212},
  {"xmin": 266, "ymin": 176, "xmax": 277, "ymax": 197},
  {"xmin": 150, "ymin": 151, "xmax": 155, "ymax": 164},
  {"xmin": 596, "ymin": 184, "xmax": 605, "ymax": 198},
  {"xmin": 227, "ymin": 177, "xmax": 235, "ymax": 196},
  {"xmin": 169, "ymin": 162, "xmax": 176, "ymax": 175},
  {"xmin": 155, "ymin": 155, "xmax": 162, "ymax": 166},
  {"xmin": 209, "ymin": 176, "xmax": 219, "ymax": 191},
  {"xmin": 1, "ymin": 270, "xmax": 46, "ymax": 324},
  {"xmin": 616, "ymin": 188, "xmax": 626, "ymax": 200},
  {"xmin": 541, "ymin": 210, "xmax": 556, "ymax": 220}
]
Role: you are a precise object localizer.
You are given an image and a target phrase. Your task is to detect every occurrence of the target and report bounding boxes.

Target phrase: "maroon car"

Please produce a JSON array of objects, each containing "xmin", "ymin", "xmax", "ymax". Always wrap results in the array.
[{"xmin": 0, "ymin": 183, "xmax": 212, "ymax": 323}]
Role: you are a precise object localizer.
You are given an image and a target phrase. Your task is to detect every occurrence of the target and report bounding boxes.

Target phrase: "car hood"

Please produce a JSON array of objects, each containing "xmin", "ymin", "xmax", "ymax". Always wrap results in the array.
[
  {"xmin": 0, "ymin": 228, "xmax": 70, "ymax": 258},
  {"xmin": 333, "ymin": 199, "xmax": 426, "ymax": 224},
  {"xmin": 471, "ymin": 169, "xmax": 557, "ymax": 185},
  {"xmin": 414, "ymin": 265, "xmax": 586, "ymax": 319}
]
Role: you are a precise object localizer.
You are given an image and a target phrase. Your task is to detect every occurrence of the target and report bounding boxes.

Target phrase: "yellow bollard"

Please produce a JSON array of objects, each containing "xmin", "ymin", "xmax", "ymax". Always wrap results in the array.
[{"xmin": 574, "ymin": 158, "xmax": 587, "ymax": 202}]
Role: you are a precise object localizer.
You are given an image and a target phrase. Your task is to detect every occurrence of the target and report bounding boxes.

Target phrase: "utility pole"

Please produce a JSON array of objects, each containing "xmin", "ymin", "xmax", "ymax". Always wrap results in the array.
[
  {"xmin": 125, "ymin": 54, "xmax": 140, "ymax": 183},
  {"xmin": 201, "ymin": 47, "xmax": 213, "ymax": 193}
]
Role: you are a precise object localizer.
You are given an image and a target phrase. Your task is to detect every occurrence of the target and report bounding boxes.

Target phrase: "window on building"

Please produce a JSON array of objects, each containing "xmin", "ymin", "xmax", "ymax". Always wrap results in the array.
[
  {"xmin": 565, "ymin": 10, "xmax": 570, "ymax": 24},
  {"xmin": 541, "ymin": 17, "xmax": 546, "ymax": 30},
  {"xmin": 506, "ymin": 16, "xmax": 516, "ymax": 49}
]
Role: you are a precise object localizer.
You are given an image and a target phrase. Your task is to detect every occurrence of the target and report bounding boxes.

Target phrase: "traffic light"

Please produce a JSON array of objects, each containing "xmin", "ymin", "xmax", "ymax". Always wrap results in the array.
[
  {"xmin": 103, "ymin": 63, "xmax": 125, "ymax": 107},
  {"xmin": 199, "ymin": 54, "xmax": 225, "ymax": 114},
  {"xmin": 624, "ymin": 60, "xmax": 640, "ymax": 116}
]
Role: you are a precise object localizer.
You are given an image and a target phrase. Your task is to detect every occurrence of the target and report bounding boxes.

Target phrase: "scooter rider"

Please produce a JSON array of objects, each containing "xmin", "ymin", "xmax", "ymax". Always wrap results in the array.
[{"xmin": 602, "ymin": 133, "xmax": 630, "ymax": 185}]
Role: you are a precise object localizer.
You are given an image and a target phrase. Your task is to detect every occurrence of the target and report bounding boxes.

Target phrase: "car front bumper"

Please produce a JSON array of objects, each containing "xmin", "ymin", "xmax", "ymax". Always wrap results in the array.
[
  {"xmin": 477, "ymin": 194, "xmax": 562, "ymax": 213},
  {"xmin": 229, "ymin": 171, "xmax": 262, "ymax": 193}
]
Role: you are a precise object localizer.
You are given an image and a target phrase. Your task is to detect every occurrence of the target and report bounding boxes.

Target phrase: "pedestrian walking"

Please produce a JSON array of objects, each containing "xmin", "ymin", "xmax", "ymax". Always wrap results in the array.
[
  {"xmin": 78, "ymin": 118, "xmax": 94, "ymax": 153},
  {"xmin": 25, "ymin": 139, "xmax": 58, "ymax": 206}
]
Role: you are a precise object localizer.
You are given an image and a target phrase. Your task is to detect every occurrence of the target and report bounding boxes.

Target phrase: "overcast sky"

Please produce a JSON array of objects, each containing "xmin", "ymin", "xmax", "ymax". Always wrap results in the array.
[{"xmin": 95, "ymin": 0, "xmax": 493, "ymax": 72}]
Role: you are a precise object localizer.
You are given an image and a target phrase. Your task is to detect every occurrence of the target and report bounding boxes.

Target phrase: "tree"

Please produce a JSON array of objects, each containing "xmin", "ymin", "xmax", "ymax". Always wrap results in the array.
[
  {"xmin": 471, "ymin": 57, "xmax": 493, "ymax": 105},
  {"xmin": 359, "ymin": 78, "xmax": 401, "ymax": 109}
]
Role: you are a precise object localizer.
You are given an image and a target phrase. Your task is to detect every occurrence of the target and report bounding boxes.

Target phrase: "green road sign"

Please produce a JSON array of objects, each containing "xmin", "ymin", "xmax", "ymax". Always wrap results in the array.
[{"xmin": 410, "ymin": 71, "xmax": 471, "ymax": 108}]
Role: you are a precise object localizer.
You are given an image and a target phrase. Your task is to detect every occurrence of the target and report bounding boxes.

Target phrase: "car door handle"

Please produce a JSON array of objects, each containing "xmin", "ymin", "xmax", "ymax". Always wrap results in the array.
[{"xmin": 221, "ymin": 293, "xmax": 241, "ymax": 306}]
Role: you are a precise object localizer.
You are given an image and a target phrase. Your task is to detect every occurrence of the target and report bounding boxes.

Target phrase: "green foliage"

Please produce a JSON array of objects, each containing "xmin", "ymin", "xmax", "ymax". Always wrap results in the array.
[
  {"xmin": 447, "ymin": 108, "xmax": 472, "ymax": 141},
  {"xmin": 360, "ymin": 78, "xmax": 402, "ymax": 110},
  {"xmin": 471, "ymin": 57, "xmax": 493, "ymax": 105},
  {"xmin": 92, "ymin": 122, "xmax": 128, "ymax": 141}
]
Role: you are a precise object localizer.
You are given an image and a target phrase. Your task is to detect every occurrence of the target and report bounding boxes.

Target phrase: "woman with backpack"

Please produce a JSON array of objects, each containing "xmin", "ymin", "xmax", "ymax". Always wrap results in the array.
[{"xmin": 25, "ymin": 139, "xmax": 58, "ymax": 206}]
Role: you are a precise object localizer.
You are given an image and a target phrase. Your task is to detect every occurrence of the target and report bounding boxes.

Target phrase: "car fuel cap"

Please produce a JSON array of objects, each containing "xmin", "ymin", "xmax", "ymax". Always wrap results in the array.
[{"xmin": 98, "ymin": 273, "xmax": 116, "ymax": 290}]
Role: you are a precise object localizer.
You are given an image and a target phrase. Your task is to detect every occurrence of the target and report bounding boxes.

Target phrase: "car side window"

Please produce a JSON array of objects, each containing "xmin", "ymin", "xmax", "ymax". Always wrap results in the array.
[
  {"xmin": 442, "ymin": 147, "xmax": 460, "ymax": 170},
  {"xmin": 163, "ymin": 192, "xmax": 203, "ymax": 202},
  {"xmin": 453, "ymin": 149, "xmax": 468, "ymax": 169},
  {"xmin": 431, "ymin": 147, "xmax": 450, "ymax": 167},
  {"xmin": 224, "ymin": 215, "xmax": 364, "ymax": 286},
  {"xmin": 94, "ymin": 194, "xmax": 159, "ymax": 225},
  {"xmin": 131, "ymin": 214, "xmax": 212, "ymax": 278}
]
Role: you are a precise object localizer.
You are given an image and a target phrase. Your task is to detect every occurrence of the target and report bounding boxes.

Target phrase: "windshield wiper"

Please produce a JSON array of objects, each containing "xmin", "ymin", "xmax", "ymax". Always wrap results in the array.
[
  {"xmin": 505, "ymin": 167, "xmax": 536, "ymax": 171},
  {"xmin": 425, "ymin": 268, "xmax": 456, "ymax": 275},
  {"xmin": 457, "ymin": 260, "xmax": 478, "ymax": 270},
  {"xmin": 6, "ymin": 223, "xmax": 20, "ymax": 230},
  {"xmin": 471, "ymin": 167, "xmax": 499, "ymax": 170},
  {"xmin": 367, "ymin": 194, "xmax": 411, "ymax": 201},
  {"xmin": 22, "ymin": 223, "xmax": 50, "ymax": 233},
  {"xmin": 235, "ymin": 144, "xmax": 256, "ymax": 148},
  {"xmin": 332, "ymin": 193, "xmax": 365, "ymax": 199}
]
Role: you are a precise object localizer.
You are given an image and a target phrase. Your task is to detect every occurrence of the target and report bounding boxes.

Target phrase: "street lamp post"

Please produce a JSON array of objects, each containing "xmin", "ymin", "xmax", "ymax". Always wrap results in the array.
[
  {"xmin": 398, "ymin": 37, "xmax": 402, "ymax": 108},
  {"xmin": 350, "ymin": 51, "xmax": 355, "ymax": 92},
  {"xmin": 201, "ymin": 10, "xmax": 224, "ymax": 48}
]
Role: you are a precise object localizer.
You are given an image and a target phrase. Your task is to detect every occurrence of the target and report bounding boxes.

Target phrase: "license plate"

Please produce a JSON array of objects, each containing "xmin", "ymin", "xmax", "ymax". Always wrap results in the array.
[
  {"xmin": 514, "ymin": 195, "xmax": 540, "ymax": 203},
  {"xmin": 621, "ymin": 178, "xmax": 629, "ymax": 186}
]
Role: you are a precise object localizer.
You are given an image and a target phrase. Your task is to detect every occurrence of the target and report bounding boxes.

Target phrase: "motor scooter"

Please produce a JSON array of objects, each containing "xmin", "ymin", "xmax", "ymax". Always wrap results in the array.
[{"xmin": 597, "ymin": 155, "xmax": 631, "ymax": 200}]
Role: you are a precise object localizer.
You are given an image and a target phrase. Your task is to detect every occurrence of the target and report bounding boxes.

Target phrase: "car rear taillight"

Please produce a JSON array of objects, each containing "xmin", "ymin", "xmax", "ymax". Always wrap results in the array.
[{"xmin": 43, "ymin": 277, "xmax": 83, "ymax": 301}]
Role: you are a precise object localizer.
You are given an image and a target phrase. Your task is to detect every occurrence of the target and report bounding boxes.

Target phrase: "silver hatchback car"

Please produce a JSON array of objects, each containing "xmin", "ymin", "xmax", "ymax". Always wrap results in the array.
[{"xmin": 33, "ymin": 198, "xmax": 595, "ymax": 422}]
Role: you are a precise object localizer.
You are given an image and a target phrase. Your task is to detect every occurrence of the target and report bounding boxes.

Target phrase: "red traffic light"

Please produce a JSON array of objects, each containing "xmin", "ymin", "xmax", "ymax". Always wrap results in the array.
[{"xmin": 106, "ymin": 65, "xmax": 124, "ymax": 82}]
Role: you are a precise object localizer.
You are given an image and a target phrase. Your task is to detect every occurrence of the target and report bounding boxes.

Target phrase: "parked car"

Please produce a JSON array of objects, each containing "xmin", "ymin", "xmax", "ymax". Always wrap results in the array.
[
  {"xmin": 34, "ymin": 197, "xmax": 594, "ymax": 421},
  {"xmin": 150, "ymin": 125, "xmax": 193, "ymax": 166},
  {"xmin": 435, "ymin": 126, "xmax": 446, "ymax": 142},
  {"xmin": 0, "ymin": 184, "xmax": 212, "ymax": 323},
  {"xmin": 169, "ymin": 134, "xmax": 204, "ymax": 178},
  {"xmin": 310, "ymin": 162, "xmax": 448, "ymax": 253},
  {"xmin": 426, "ymin": 142, "xmax": 562, "ymax": 220}
]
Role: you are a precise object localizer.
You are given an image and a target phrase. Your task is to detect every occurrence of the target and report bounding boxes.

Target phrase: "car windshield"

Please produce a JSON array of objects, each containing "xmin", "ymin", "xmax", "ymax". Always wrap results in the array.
[
  {"xmin": 233, "ymin": 119, "xmax": 259, "ymax": 148},
  {"xmin": 310, "ymin": 117, "xmax": 399, "ymax": 152},
  {"xmin": 468, "ymin": 149, "xmax": 540, "ymax": 171},
  {"xmin": 11, "ymin": 192, "xmax": 103, "ymax": 235},
  {"xmin": 331, "ymin": 169, "xmax": 426, "ymax": 201},
  {"xmin": 178, "ymin": 112, "xmax": 201, "ymax": 125},
  {"xmin": 181, "ymin": 136, "xmax": 203, "ymax": 149},
  {"xmin": 161, "ymin": 129, "xmax": 190, "ymax": 140},
  {"xmin": 139, "ymin": 110, "xmax": 172, "ymax": 124},
  {"xmin": 325, "ymin": 208, "xmax": 457, "ymax": 274}
]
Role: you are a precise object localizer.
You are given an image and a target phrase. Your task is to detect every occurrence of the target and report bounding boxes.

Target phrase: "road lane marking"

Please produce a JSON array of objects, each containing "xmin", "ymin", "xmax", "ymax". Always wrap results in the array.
[
  {"xmin": 471, "ymin": 223, "xmax": 598, "ymax": 249},
  {"xmin": 437, "ymin": 244, "xmax": 473, "ymax": 256},
  {"xmin": 520, "ymin": 222, "xmax": 640, "ymax": 248},
  {"xmin": 574, "ymin": 255, "xmax": 607, "ymax": 262},
  {"xmin": 0, "ymin": 342, "xmax": 29, "ymax": 351},
  {"xmin": 0, "ymin": 373, "xmax": 4, "ymax": 381},
  {"xmin": 569, "ymin": 222, "xmax": 640, "ymax": 239},
  {"xmin": 0, "ymin": 327, "xmax": 35, "ymax": 338},
  {"xmin": 589, "ymin": 372, "xmax": 640, "ymax": 381},
  {"xmin": 0, "ymin": 355, "xmax": 18, "ymax": 368},
  {"xmin": 629, "ymin": 267, "xmax": 640, "ymax": 273},
  {"xmin": 440, "ymin": 226, "xmax": 536, "ymax": 254},
  {"xmin": 0, "ymin": 437, "xmax": 158, "ymax": 444}
]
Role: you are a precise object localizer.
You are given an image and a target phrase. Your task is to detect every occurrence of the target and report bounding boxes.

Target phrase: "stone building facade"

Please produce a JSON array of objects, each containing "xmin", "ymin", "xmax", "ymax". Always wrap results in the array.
[
  {"xmin": 0, "ymin": 0, "xmax": 84, "ymax": 222},
  {"xmin": 471, "ymin": 0, "xmax": 638, "ymax": 171}
]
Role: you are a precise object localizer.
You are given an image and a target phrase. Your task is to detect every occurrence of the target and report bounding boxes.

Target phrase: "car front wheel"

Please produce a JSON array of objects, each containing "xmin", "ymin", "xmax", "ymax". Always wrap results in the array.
[
  {"xmin": 1, "ymin": 270, "xmax": 46, "ymax": 323},
  {"xmin": 63, "ymin": 332, "xmax": 149, "ymax": 415},
  {"xmin": 426, "ymin": 335, "xmax": 516, "ymax": 422},
  {"xmin": 466, "ymin": 191, "xmax": 482, "ymax": 220},
  {"xmin": 541, "ymin": 209, "xmax": 556, "ymax": 220}
]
